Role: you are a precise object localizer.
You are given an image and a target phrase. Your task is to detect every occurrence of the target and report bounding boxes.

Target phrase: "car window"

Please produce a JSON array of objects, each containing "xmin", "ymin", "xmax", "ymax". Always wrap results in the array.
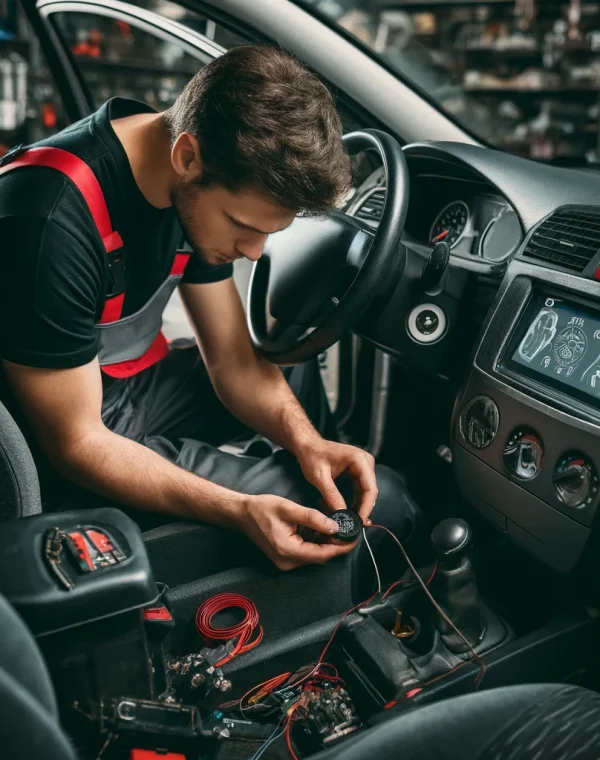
[
  {"xmin": 51, "ymin": 10, "xmax": 208, "ymax": 110},
  {"xmin": 300, "ymin": 0, "xmax": 600, "ymax": 165}
]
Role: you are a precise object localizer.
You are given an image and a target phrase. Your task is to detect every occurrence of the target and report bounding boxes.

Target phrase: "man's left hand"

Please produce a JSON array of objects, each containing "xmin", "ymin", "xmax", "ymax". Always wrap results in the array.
[{"xmin": 296, "ymin": 440, "xmax": 378, "ymax": 522}]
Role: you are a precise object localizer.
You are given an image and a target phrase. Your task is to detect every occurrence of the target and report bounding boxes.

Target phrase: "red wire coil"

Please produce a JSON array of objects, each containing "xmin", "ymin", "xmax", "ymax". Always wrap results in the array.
[{"xmin": 195, "ymin": 593, "xmax": 263, "ymax": 666}]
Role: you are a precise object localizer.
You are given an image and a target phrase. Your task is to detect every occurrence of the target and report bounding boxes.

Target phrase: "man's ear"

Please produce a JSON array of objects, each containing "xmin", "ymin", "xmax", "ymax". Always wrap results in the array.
[{"xmin": 171, "ymin": 132, "xmax": 202, "ymax": 181}]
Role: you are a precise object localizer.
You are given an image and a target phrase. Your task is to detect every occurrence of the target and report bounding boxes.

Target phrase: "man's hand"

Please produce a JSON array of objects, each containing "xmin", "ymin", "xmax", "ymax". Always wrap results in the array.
[
  {"xmin": 239, "ymin": 494, "xmax": 356, "ymax": 571},
  {"xmin": 296, "ymin": 441, "xmax": 378, "ymax": 523}
]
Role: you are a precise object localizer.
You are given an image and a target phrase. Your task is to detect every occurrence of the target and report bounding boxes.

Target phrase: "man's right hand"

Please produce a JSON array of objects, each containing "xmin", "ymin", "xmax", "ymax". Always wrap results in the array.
[{"xmin": 239, "ymin": 494, "xmax": 357, "ymax": 571}]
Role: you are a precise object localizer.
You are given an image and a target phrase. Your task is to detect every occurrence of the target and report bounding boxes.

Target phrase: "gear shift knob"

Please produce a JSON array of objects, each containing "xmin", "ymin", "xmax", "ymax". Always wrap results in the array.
[{"xmin": 431, "ymin": 518, "xmax": 471, "ymax": 567}]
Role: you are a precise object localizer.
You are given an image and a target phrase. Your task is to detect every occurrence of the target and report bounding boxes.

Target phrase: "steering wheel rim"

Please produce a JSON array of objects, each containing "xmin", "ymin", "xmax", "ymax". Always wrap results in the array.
[{"xmin": 247, "ymin": 129, "xmax": 410, "ymax": 365}]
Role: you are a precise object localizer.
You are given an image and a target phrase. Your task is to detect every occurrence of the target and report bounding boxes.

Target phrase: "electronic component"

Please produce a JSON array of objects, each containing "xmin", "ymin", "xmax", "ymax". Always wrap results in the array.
[
  {"xmin": 44, "ymin": 525, "xmax": 127, "ymax": 589},
  {"xmin": 100, "ymin": 698, "xmax": 201, "ymax": 739},
  {"xmin": 162, "ymin": 649, "xmax": 233, "ymax": 702},
  {"xmin": 208, "ymin": 713, "xmax": 277, "ymax": 741},
  {"xmin": 298, "ymin": 686, "xmax": 359, "ymax": 746},
  {"xmin": 331, "ymin": 511, "xmax": 362, "ymax": 542},
  {"xmin": 272, "ymin": 686, "xmax": 301, "ymax": 710}
]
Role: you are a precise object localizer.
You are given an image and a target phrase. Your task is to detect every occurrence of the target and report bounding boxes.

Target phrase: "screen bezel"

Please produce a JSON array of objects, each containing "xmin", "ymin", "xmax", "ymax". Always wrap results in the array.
[{"xmin": 500, "ymin": 288, "xmax": 600, "ymax": 413}]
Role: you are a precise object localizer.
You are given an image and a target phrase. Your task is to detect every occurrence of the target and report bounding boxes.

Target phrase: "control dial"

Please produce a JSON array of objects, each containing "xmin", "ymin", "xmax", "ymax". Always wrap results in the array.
[
  {"xmin": 553, "ymin": 452, "xmax": 599, "ymax": 508},
  {"xmin": 503, "ymin": 428, "xmax": 543, "ymax": 480}
]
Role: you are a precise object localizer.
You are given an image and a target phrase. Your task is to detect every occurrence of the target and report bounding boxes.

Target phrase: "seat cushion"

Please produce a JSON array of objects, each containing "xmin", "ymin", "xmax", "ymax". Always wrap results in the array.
[
  {"xmin": 315, "ymin": 684, "xmax": 600, "ymax": 760},
  {"xmin": 0, "ymin": 400, "xmax": 42, "ymax": 520}
]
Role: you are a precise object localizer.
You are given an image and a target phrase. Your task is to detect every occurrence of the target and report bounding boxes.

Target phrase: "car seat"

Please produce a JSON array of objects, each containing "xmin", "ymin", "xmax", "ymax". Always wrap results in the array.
[
  {"xmin": 0, "ymin": 592, "xmax": 76, "ymax": 759},
  {"xmin": 0, "ymin": 398, "xmax": 42, "ymax": 521}
]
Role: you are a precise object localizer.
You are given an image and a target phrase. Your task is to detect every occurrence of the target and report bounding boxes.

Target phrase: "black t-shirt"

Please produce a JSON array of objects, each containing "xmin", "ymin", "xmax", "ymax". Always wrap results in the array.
[{"xmin": 0, "ymin": 97, "xmax": 233, "ymax": 371}]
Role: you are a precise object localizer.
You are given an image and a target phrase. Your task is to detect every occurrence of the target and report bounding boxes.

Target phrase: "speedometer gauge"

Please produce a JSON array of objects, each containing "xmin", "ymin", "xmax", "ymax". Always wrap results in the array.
[{"xmin": 430, "ymin": 201, "xmax": 470, "ymax": 248}]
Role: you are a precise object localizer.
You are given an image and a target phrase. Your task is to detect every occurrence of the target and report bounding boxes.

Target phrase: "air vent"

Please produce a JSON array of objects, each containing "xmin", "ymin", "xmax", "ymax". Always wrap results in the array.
[
  {"xmin": 355, "ymin": 188, "xmax": 386, "ymax": 222},
  {"xmin": 523, "ymin": 207, "xmax": 600, "ymax": 273}
]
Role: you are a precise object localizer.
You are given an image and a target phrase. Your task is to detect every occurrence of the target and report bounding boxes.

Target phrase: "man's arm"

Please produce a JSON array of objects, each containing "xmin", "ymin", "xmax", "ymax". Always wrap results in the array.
[
  {"xmin": 180, "ymin": 279, "xmax": 378, "ymax": 518},
  {"xmin": 180, "ymin": 278, "xmax": 318, "ymax": 454},
  {"xmin": 2, "ymin": 357, "xmax": 350, "ymax": 570}
]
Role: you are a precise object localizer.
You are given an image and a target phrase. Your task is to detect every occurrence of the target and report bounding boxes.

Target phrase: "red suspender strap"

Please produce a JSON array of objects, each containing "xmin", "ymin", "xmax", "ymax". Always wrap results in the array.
[
  {"xmin": 171, "ymin": 251, "xmax": 190, "ymax": 276},
  {"xmin": 0, "ymin": 146, "xmax": 124, "ymax": 323}
]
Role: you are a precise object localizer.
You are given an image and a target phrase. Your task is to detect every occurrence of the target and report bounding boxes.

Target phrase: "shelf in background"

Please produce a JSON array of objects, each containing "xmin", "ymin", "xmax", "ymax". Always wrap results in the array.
[
  {"xmin": 0, "ymin": 38, "xmax": 29, "ymax": 55},
  {"xmin": 465, "ymin": 86, "xmax": 600, "ymax": 95},
  {"xmin": 460, "ymin": 46, "xmax": 600, "ymax": 59},
  {"xmin": 75, "ymin": 56, "xmax": 197, "ymax": 78},
  {"xmin": 460, "ymin": 47, "xmax": 542, "ymax": 59},
  {"xmin": 377, "ymin": 0, "xmax": 513, "ymax": 8}
]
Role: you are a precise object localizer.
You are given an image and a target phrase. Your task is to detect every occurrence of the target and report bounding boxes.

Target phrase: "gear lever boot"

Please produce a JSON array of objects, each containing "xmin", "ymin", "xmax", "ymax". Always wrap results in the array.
[{"xmin": 429, "ymin": 518, "xmax": 485, "ymax": 654}]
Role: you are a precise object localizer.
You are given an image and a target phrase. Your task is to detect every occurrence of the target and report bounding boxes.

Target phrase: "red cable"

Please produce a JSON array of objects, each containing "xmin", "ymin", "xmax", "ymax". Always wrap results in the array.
[
  {"xmin": 285, "ymin": 708, "xmax": 301, "ymax": 760},
  {"xmin": 195, "ymin": 593, "xmax": 263, "ymax": 667}
]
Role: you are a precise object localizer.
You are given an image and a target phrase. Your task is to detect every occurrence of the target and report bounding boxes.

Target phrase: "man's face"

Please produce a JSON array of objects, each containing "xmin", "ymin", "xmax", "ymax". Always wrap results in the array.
[{"xmin": 171, "ymin": 182, "xmax": 296, "ymax": 267}]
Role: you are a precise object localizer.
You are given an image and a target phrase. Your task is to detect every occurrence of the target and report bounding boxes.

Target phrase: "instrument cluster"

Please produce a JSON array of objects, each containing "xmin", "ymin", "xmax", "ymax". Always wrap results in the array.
[{"xmin": 405, "ymin": 175, "xmax": 523, "ymax": 263}]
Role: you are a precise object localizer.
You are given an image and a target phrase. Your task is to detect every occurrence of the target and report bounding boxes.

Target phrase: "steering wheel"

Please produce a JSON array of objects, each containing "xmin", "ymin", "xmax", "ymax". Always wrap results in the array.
[{"xmin": 247, "ymin": 129, "xmax": 410, "ymax": 365}]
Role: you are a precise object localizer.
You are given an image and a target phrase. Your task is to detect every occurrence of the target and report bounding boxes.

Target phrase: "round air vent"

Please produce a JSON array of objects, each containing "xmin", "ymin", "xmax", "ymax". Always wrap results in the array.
[{"xmin": 459, "ymin": 396, "xmax": 500, "ymax": 449}]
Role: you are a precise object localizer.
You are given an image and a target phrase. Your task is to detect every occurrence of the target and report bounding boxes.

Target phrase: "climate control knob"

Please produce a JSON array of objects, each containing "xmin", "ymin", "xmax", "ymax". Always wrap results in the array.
[
  {"xmin": 553, "ymin": 453, "xmax": 599, "ymax": 508},
  {"xmin": 503, "ymin": 428, "xmax": 543, "ymax": 480}
]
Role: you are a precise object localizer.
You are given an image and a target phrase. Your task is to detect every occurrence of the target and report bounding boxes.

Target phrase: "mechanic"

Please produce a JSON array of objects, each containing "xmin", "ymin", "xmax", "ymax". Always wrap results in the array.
[{"xmin": 0, "ymin": 45, "xmax": 420, "ymax": 578}]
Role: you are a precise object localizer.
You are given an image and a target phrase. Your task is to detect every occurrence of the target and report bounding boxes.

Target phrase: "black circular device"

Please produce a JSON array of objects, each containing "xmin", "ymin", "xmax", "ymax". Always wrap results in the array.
[
  {"xmin": 331, "ymin": 510, "xmax": 363, "ymax": 542},
  {"xmin": 553, "ymin": 451, "xmax": 599, "ymax": 508}
]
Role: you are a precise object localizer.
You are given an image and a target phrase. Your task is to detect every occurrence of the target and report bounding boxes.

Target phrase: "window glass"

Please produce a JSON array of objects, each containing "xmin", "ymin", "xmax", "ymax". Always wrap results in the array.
[
  {"xmin": 128, "ymin": 0, "xmax": 248, "ymax": 50},
  {"xmin": 53, "ymin": 11, "xmax": 206, "ymax": 110},
  {"xmin": 51, "ymin": 0, "xmax": 248, "ymax": 110},
  {"xmin": 302, "ymin": 0, "xmax": 600, "ymax": 164}
]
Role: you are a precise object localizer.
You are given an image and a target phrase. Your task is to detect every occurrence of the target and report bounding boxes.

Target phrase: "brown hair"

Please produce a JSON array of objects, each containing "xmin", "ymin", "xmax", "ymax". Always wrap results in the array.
[{"xmin": 165, "ymin": 45, "xmax": 351, "ymax": 214}]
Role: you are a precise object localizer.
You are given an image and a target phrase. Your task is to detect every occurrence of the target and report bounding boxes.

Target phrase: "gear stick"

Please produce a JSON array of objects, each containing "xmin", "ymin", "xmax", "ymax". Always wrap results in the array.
[{"xmin": 429, "ymin": 518, "xmax": 485, "ymax": 654}]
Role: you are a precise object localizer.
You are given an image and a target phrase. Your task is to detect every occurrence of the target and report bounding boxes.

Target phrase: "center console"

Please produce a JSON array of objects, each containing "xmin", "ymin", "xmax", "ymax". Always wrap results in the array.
[
  {"xmin": 454, "ymin": 256, "xmax": 600, "ymax": 574},
  {"xmin": 1, "ymin": 501, "xmax": 599, "ymax": 759}
]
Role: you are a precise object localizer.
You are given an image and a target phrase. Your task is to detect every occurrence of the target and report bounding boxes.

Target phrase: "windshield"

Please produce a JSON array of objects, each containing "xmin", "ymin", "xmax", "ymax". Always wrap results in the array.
[{"xmin": 300, "ymin": 0, "xmax": 600, "ymax": 165}]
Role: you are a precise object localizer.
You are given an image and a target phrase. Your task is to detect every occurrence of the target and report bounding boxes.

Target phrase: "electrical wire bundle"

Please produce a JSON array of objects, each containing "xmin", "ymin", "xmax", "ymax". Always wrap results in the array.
[
  {"xmin": 223, "ymin": 522, "xmax": 486, "ymax": 759},
  {"xmin": 195, "ymin": 592, "xmax": 263, "ymax": 667}
]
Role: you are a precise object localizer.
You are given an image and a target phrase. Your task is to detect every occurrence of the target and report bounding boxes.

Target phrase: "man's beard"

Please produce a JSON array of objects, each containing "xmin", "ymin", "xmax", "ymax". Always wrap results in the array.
[{"xmin": 171, "ymin": 184, "xmax": 227, "ymax": 266}]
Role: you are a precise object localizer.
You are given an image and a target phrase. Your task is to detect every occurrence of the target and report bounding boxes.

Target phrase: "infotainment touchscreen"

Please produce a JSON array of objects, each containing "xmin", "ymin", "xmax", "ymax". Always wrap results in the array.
[{"xmin": 505, "ymin": 295, "xmax": 600, "ymax": 406}]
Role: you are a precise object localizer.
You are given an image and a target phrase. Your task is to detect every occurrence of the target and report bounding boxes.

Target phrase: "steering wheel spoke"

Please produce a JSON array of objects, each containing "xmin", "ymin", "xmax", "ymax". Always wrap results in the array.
[{"xmin": 267, "ymin": 319, "xmax": 311, "ymax": 347}]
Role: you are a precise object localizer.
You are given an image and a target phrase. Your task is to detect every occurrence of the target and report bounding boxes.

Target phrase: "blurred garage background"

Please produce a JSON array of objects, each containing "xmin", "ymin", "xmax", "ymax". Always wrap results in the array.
[{"xmin": 2, "ymin": 0, "xmax": 600, "ymax": 164}]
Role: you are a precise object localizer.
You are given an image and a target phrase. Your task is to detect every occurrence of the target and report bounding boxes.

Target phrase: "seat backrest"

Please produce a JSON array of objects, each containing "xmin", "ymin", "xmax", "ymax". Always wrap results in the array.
[
  {"xmin": 0, "ymin": 592, "xmax": 76, "ymax": 759},
  {"xmin": 0, "ymin": 398, "xmax": 42, "ymax": 520}
]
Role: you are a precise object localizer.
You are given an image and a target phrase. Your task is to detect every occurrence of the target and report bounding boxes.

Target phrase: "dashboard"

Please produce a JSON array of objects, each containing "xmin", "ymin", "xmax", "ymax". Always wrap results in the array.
[
  {"xmin": 348, "ymin": 158, "xmax": 523, "ymax": 266},
  {"xmin": 346, "ymin": 139, "xmax": 600, "ymax": 577}
]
